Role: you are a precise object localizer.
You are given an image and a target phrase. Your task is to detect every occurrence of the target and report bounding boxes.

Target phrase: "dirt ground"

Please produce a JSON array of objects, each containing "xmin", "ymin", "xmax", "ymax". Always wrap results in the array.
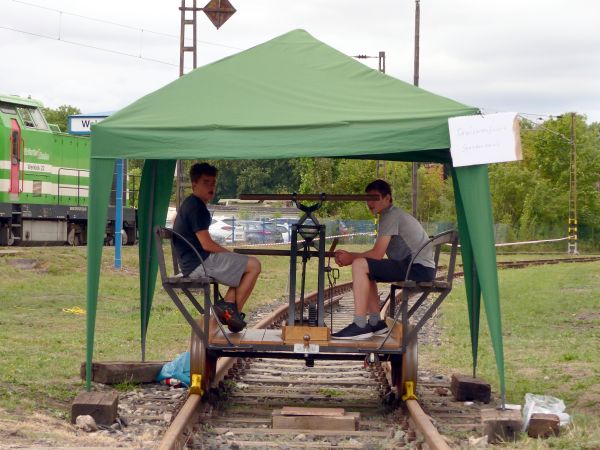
[{"xmin": 0, "ymin": 408, "xmax": 155, "ymax": 449}]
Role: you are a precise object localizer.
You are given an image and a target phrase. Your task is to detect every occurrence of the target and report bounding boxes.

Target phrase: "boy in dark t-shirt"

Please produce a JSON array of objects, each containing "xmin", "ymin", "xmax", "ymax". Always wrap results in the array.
[
  {"xmin": 331, "ymin": 179, "xmax": 435, "ymax": 340},
  {"xmin": 173, "ymin": 163, "xmax": 261, "ymax": 332}
]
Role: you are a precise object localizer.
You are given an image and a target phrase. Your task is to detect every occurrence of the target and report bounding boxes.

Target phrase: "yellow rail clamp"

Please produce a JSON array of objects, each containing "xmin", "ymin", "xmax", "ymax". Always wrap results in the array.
[
  {"xmin": 189, "ymin": 374, "xmax": 204, "ymax": 396},
  {"xmin": 402, "ymin": 381, "xmax": 418, "ymax": 401}
]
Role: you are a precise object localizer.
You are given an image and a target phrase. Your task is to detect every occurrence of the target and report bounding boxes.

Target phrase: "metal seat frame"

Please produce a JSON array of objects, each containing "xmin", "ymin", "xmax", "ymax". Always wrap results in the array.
[
  {"xmin": 154, "ymin": 226, "xmax": 235, "ymax": 347},
  {"xmin": 380, "ymin": 229, "xmax": 459, "ymax": 352}
]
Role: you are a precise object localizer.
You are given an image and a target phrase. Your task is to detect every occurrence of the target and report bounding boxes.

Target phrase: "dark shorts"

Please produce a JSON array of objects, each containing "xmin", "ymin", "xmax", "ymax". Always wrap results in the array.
[{"xmin": 366, "ymin": 258, "xmax": 435, "ymax": 283}]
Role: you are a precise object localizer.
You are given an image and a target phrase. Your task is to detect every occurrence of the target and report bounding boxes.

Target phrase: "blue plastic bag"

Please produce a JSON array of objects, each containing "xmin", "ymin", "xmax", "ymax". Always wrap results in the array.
[{"xmin": 155, "ymin": 351, "xmax": 190, "ymax": 386}]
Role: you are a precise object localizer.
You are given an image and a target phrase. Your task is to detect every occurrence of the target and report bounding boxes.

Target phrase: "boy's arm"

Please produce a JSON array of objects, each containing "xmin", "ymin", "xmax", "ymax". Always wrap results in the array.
[
  {"xmin": 335, "ymin": 235, "xmax": 391, "ymax": 266},
  {"xmin": 196, "ymin": 230, "xmax": 230, "ymax": 253}
]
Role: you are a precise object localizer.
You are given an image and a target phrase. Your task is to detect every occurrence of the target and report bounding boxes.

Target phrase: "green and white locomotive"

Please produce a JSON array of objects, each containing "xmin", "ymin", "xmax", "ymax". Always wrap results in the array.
[{"xmin": 0, "ymin": 94, "xmax": 136, "ymax": 246}]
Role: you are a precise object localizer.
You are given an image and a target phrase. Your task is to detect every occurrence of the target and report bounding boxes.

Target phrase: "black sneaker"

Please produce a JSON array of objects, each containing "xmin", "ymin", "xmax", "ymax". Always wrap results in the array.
[
  {"xmin": 213, "ymin": 300, "xmax": 246, "ymax": 333},
  {"xmin": 371, "ymin": 320, "xmax": 389, "ymax": 336},
  {"xmin": 227, "ymin": 312, "xmax": 246, "ymax": 333},
  {"xmin": 331, "ymin": 323, "xmax": 373, "ymax": 340}
]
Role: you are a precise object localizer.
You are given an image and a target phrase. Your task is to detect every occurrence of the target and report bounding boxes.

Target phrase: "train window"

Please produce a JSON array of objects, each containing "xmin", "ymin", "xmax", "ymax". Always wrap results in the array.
[
  {"xmin": 17, "ymin": 107, "xmax": 36, "ymax": 128},
  {"xmin": 0, "ymin": 102, "xmax": 17, "ymax": 114},
  {"xmin": 16, "ymin": 106, "xmax": 49, "ymax": 130},
  {"xmin": 11, "ymin": 130, "xmax": 20, "ymax": 163},
  {"xmin": 30, "ymin": 108, "xmax": 49, "ymax": 130}
]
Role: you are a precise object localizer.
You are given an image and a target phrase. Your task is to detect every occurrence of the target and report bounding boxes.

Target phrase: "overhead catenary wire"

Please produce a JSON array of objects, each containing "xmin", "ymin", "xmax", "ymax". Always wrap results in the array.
[
  {"xmin": 0, "ymin": 25, "xmax": 182, "ymax": 67},
  {"xmin": 518, "ymin": 114, "xmax": 573, "ymax": 143},
  {"xmin": 3, "ymin": 0, "xmax": 243, "ymax": 68},
  {"xmin": 11, "ymin": 0, "xmax": 242, "ymax": 50}
]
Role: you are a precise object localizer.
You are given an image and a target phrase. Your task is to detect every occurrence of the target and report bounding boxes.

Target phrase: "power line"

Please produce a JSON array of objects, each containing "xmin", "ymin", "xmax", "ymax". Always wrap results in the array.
[
  {"xmin": 518, "ymin": 114, "xmax": 572, "ymax": 144},
  {"xmin": 9, "ymin": 0, "xmax": 243, "ymax": 50},
  {"xmin": 0, "ymin": 24, "xmax": 181, "ymax": 67}
]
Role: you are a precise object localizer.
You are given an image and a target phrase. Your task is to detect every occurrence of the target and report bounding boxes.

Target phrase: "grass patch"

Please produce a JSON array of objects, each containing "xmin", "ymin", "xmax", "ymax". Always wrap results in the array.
[
  {"xmin": 1, "ymin": 246, "xmax": 599, "ymax": 447},
  {"xmin": 421, "ymin": 261, "xmax": 600, "ymax": 448},
  {"xmin": 318, "ymin": 387, "xmax": 344, "ymax": 397},
  {"xmin": 0, "ymin": 244, "xmax": 360, "ymax": 415}
]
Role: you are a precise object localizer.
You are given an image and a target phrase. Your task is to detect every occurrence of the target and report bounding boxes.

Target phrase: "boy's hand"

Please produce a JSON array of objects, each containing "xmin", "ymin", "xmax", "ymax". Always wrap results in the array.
[{"xmin": 334, "ymin": 250, "xmax": 352, "ymax": 267}]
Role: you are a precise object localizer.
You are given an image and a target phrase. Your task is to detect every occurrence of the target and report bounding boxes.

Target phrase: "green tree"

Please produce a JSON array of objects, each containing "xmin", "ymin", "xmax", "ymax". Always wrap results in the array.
[
  {"xmin": 42, "ymin": 105, "xmax": 81, "ymax": 132},
  {"xmin": 207, "ymin": 159, "xmax": 300, "ymax": 202},
  {"xmin": 490, "ymin": 113, "xmax": 600, "ymax": 246}
]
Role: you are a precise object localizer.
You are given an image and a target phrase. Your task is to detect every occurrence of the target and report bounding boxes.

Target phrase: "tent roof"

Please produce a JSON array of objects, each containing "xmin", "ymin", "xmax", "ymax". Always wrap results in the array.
[
  {"xmin": 86, "ymin": 29, "xmax": 505, "ymax": 403},
  {"xmin": 92, "ymin": 29, "xmax": 478, "ymax": 162}
]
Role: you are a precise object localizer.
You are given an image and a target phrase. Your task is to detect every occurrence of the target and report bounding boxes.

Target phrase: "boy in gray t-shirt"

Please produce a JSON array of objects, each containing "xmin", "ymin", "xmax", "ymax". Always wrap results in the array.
[{"xmin": 331, "ymin": 179, "xmax": 435, "ymax": 340}]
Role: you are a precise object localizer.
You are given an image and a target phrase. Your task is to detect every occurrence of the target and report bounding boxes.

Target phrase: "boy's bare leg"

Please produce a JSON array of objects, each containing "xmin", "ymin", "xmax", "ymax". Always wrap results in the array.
[
  {"xmin": 366, "ymin": 280, "xmax": 380, "ymax": 316},
  {"xmin": 224, "ymin": 256, "xmax": 261, "ymax": 310},
  {"xmin": 351, "ymin": 258, "xmax": 371, "ymax": 316}
]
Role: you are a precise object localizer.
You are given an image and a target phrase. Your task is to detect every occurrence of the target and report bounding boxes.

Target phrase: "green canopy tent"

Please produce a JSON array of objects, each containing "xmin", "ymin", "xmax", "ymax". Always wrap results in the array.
[{"xmin": 87, "ymin": 29, "xmax": 505, "ymax": 401}]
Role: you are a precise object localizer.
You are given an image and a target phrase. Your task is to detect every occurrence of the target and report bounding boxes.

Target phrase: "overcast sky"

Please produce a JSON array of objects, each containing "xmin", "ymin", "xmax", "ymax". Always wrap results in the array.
[{"xmin": 1, "ymin": 0, "xmax": 599, "ymax": 123}]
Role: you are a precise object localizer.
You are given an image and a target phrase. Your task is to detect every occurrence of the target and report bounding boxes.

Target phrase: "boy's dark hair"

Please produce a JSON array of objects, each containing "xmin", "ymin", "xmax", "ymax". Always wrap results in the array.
[
  {"xmin": 190, "ymin": 162, "xmax": 218, "ymax": 183},
  {"xmin": 365, "ymin": 179, "xmax": 392, "ymax": 202}
]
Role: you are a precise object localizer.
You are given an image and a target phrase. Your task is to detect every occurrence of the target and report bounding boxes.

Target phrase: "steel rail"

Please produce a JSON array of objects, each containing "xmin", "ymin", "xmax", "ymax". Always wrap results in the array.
[
  {"xmin": 406, "ymin": 399, "xmax": 452, "ymax": 450},
  {"xmin": 158, "ymin": 282, "xmax": 352, "ymax": 450}
]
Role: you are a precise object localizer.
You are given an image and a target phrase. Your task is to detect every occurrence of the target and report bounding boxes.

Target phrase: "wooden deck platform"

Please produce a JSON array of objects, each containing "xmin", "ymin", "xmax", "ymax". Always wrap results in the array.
[{"xmin": 209, "ymin": 319, "xmax": 402, "ymax": 350}]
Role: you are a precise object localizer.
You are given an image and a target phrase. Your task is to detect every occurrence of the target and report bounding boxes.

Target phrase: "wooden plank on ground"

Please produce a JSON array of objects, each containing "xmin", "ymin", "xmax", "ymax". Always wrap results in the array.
[
  {"xmin": 71, "ymin": 391, "xmax": 118, "ymax": 425},
  {"xmin": 213, "ymin": 427, "xmax": 387, "ymax": 437},
  {"xmin": 450, "ymin": 374, "xmax": 491, "ymax": 403},
  {"xmin": 281, "ymin": 406, "xmax": 345, "ymax": 416},
  {"xmin": 527, "ymin": 413, "xmax": 560, "ymax": 438},
  {"xmin": 272, "ymin": 409, "xmax": 359, "ymax": 431},
  {"xmin": 481, "ymin": 408, "xmax": 522, "ymax": 443},
  {"xmin": 79, "ymin": 361, "xmax": 165, "ymax": 384}
]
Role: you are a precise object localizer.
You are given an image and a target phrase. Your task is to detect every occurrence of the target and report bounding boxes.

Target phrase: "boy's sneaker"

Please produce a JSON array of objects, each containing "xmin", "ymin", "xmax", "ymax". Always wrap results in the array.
[
  {"xmin": 227, "ymin": 312, "xmax": 246, "ymax": 333},
  {"xmin": 331, "ymin": 323, "xmax": 373, "ymax": 340},
  {"xmin": 213, "ymin": 300, "xmax": 246, "ymax": 333},
  {"xmin": 371, "ymin": 320, "xmax": 389, "ymax": 336}
]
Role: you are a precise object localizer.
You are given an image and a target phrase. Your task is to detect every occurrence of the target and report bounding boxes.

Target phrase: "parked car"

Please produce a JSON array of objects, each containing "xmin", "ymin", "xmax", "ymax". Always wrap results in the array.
[
  {"xmin": 272, "ymin": 223, "xmax": 291, "ymax": 243},
  {"xmin": 165, "ymin": 207, "xmax": 177, "ymax": 229},
  {"xmin": 210, "ymin": 216, "xmax": 245, "ymax": 243},
  {"xmin": 240, "ymin": 220, "xmax": 283, "ymax": 244}
]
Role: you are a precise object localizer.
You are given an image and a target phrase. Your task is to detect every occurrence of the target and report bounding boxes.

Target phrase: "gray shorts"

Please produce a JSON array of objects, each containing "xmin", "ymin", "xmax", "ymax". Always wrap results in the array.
[{"xmin": 188, "ymin": 252, "xmax": 249, "ymax": 287}]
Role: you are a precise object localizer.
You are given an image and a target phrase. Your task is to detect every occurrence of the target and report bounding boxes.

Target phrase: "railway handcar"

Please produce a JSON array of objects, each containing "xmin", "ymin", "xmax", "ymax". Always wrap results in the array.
[{"xmin": 0, "ymin": 94, "xmax": 136, "ymax": 246}]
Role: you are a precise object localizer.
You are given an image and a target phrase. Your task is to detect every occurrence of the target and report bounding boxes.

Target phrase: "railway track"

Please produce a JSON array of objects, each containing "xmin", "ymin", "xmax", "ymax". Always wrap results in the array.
[{"xmin": 155, "ymin": 256, "xmax": 599, "ymax": 449}]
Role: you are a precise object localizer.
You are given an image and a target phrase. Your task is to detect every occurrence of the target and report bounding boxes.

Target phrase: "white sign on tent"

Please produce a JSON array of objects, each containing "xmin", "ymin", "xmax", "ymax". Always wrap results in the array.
[{"xmin": 448, "ymin": 112, "xmax": 522, "ymax": 167}]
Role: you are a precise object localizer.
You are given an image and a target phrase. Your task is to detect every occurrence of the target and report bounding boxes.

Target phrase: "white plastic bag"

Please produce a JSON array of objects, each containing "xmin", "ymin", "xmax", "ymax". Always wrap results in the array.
[{"xmin": 522, "ymin": 393, "xmax": 570, "ymax": 431}]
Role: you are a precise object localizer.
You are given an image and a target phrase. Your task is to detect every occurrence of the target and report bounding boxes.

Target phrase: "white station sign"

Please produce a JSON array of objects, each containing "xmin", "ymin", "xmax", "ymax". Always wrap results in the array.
[
  {"xmin": 68, "ymin": 116, "xmax": 106, "ymax": 135},
  {"xmin": 448, "ymin": 112, "xmax": 522, "ymax": 167}
]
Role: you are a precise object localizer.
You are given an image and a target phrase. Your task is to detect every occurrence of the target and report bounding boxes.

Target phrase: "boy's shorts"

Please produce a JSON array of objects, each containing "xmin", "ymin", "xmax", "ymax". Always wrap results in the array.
[
  {"xmin": 188, "ymin": 252, "xmax": 248, "ymax": 287},
  {"xmin": 366, "ymin": 258, "xmax": 434, "ymax": 282}
]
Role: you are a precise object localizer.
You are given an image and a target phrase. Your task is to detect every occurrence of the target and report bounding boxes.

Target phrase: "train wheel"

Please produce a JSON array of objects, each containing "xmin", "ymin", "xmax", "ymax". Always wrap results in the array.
[
  {"xmin": 67, "ymin": 228, "xmax": 81, "ymax": 246},
  {"xmin": 190, "ymin": 318, "xmax": 216, "ymax": 396},
  {"xmin": 6, "ymin": 230, "xmax": 15, "ymax": 246},
  {"xmin": 392, "ymin": 325, "xmax": 418, "ymax": 400}
]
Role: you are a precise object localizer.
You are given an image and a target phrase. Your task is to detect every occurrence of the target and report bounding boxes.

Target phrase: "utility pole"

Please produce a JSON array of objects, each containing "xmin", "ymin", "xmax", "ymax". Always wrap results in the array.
[
  {"xmin": 568, "ymin": 112, "xmax": 578, "ymax": 255},
  {"xmin": 352, "ymin": 52, "xmax": 387, "ymax": 178},
  {"xmin": 411, "ymin": 0, "xmax": 420, "ymax": 217}
]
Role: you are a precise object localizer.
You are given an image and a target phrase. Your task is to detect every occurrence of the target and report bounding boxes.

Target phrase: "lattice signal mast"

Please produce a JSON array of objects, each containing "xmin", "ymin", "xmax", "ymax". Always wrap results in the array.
[
  {"xmin": 568, "ymin": 112, "xmax": 578, "ymax": 255},
  {"xmin": 176, "ymin": 0, "xmax": 236, "ymax": 208}
]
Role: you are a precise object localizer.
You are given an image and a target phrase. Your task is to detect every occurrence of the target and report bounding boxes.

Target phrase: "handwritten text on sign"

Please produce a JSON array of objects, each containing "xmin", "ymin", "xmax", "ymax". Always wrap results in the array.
[{"xmin": 448, "ymin": 112, "xmax": 522, "ymax": 167}]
